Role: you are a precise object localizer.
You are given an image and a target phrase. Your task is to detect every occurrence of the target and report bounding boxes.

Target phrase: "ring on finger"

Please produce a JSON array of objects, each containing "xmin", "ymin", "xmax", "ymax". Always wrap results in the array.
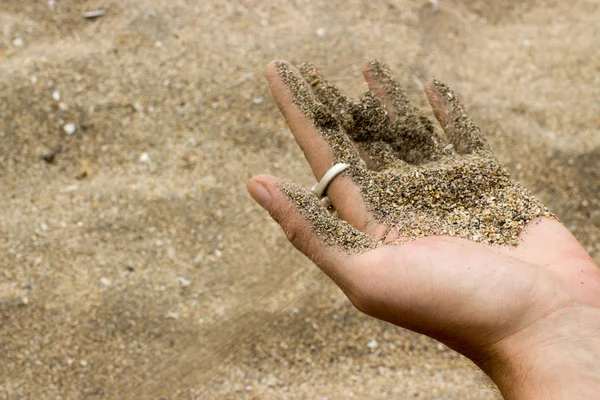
[{"xmin": 311, "ymin": 163, "xmax": 351, "ymax": 209}]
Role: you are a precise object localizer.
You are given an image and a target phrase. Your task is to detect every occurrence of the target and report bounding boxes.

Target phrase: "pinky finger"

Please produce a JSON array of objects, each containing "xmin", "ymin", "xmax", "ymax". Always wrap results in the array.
[{"xmin": 424, "ymin": 80, "xmax": 491, "ymax": 155}]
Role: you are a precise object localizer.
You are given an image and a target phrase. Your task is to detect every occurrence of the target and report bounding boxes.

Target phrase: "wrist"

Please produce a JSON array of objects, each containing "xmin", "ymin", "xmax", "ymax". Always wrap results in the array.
[{"xmin": 484, "ymin": 304, "xmax": 600, "ymax": 399}]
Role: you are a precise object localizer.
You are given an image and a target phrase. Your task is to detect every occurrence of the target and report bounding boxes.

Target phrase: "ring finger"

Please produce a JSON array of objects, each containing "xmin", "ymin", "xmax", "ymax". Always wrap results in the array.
[{"xmin": 266, "ymin": 60, "xmax": 383, "ymax": 236}]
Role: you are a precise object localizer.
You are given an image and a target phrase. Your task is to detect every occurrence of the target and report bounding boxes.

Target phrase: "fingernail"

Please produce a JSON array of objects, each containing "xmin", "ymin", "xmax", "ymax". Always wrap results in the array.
[{"xmin": 248, "ymin": 180, "xmax": 272, "ymax": 211}]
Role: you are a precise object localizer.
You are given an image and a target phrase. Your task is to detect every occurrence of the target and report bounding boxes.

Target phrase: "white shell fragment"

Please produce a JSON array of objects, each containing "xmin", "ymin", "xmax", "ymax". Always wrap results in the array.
[
  {"xmin": 176, "ymin": 277, "xmax": 191, "ymax": 288},
  {"xmin": 63, "ymin": 123, "xmax": 76, "ymax": 135},
  {"xmin": 139, "ymin": 152, "xmax": 151, "ymax": 163},
  {"xmin": 83, "ymin": 10, "xmax": 105, "ymax": 19}
]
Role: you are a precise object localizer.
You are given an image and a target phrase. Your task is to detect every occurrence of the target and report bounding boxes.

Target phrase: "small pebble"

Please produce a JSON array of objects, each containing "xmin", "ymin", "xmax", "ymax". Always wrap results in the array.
[
  {"xmin": 139, "ymin": 152, "xmax": 151, "ymax": 163},
  {"xmin": 176, "ymin": 276, "xmax": 191, "ymax": 288},
  {"xmin": 63, "ymin": 123, "xmax": 76, "ymax": 135},
  {"xmin": 83, "ymin": 9, "xmax": 105, "ymax": 19},
  {"xmin": 193, "ymin": 252, "xmax": 205, "ymax": 265},
  {"xmin": 167, "ymin": 247, "xmax": 176, "ymax": 259},
  {"xmin": 167, "ymin": 310, "xmax": 179, "ymax": 319},
  {"xmin": 100, "ymin": 277, "xmax": 112, "ymax": 287}
]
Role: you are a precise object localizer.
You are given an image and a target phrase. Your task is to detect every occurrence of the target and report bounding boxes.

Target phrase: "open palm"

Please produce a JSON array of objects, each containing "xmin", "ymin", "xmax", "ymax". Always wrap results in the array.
[{"xmin": 247, "ymin": 59, "xmax": 600, "ymax": 390}]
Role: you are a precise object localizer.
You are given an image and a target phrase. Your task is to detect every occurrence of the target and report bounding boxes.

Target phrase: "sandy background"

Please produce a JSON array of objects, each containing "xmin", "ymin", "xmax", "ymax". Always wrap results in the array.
[{"xmin": 1, "ymin": 0, "xmax": 599, "ymax": 398}]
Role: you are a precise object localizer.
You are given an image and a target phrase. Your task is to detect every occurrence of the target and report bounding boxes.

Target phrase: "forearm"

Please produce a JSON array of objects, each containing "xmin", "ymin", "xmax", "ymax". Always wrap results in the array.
[{"xmin": 486, "ymin": 305, "xmax": 600, "ymax": 399}]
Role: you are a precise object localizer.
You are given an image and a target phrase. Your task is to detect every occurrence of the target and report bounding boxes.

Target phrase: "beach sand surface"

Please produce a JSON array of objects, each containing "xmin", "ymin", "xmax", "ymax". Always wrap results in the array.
[{"xmin": 1, "ymin": 0, "xmax": 599, "ymax": 398}]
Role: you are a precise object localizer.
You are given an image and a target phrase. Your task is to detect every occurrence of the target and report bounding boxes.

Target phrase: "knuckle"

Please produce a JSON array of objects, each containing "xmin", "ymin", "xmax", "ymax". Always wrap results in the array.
[
  {"xmin": 272, "ymin": 202, "xmax": 304, "ymax": 249},
  {"xmin": 268, "ymin": 200, "xmax": 289, "ymax": 225},
  {"xmin": 269, "ymin": 198, "xmax": 323, "ymax": 259},
  {"xmin": 303, "ymin": 234, "xmax": 325, "ymax": 263},
  {"xmin": 284, "ymin": 226, "xmax": 297, "ymax": 245},
  {"xmin": 277, "ymin": 100, "xmax": 294, "ymax": 116}
]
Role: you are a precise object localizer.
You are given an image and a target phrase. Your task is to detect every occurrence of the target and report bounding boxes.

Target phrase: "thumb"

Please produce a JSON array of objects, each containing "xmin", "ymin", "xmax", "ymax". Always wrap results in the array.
[{"xmin": 247, "ymin": 174, "xmax": 376, "ymax": 285}]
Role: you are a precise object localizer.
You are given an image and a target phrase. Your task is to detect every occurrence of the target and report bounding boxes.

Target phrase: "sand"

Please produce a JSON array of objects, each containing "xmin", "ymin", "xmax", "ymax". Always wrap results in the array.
[
  {"xmin": 277, "ymin": 61, "xmax": 552, "ymax": 248},
  {"xmin": 1, "ymin": 0, "xmax": 599, "ymax": 399}
]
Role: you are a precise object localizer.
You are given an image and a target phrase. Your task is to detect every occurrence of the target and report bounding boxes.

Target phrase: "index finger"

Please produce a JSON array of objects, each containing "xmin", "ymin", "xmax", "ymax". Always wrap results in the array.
[
  {"xmin": 265, "ymin": 60, "xmax": 377, "ymax": 234},
  {"xmin": 266, "ymin": 60, "xmax": 361, "ymax": 173}
]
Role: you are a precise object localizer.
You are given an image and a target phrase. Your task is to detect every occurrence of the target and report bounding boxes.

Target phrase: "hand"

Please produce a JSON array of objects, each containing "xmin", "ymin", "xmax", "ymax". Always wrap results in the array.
[{"xmin": 247, "ymin": 59, "xmax": 600, "ymax": 398}]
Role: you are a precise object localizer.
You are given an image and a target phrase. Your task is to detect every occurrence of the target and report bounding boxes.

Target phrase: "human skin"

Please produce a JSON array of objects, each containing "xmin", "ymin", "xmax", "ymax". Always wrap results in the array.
[{"xmin": 247, "ymin": 59, "xmax": 600, "ymax": 399}]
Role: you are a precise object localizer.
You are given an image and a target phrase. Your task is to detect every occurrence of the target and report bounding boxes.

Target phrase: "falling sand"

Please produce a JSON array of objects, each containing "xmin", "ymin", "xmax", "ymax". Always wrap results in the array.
[{"xmin": 276, "ymin": 60, "xmax": 554, "ymax": 252}]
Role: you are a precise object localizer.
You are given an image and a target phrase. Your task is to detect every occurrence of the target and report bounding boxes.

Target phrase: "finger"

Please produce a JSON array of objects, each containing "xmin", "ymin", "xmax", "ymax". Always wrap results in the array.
[
  {"xmin": 297, "ymin": 63, "xmax": 394, "ymax": 170},
  {"xmin": 355, "ymin": 141, "xmax": 406, "ymax": 171},
  {"xmin": 362, "ymin": 60, "xmax": 441, "ymax": 164},
  {"xmin": 362, "ymin": 59, "xmax": 414, "ymax": 122},
  {"xmin": 298, "ymin": 62, "xmax": 355, "ymax": 132},
  {"xmin": 297, "ymin": 63, "xmax": 409, "ymax": 172},
  {"xmin": 266, "ymin": 60, "xmax": 376, "ymax": 231},
  {"xmin": 247, "ymin": 175, "xmax": 377, "ymax": 289},
  {"xmin": 351, "ymin": 91, "xmax": 390, "ymax": 142},
  {"xmin": 350, "ymin": 89, "xmax": 416, "ymax": 170},
  {"xmin": 363, "ymin": 60, "xmax": 434, "ymax": 136},
  {"xmin": 266, "ymin": 60, "xmax": 361, "ymax": 172},
  {"xmin": 424, "ymin": 79, "xmax": 490, "ymax": 155}
]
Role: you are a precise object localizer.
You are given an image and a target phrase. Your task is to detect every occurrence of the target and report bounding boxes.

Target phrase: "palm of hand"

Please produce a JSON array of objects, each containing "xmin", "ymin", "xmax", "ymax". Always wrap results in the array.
[
  {"xmin": 350, "ymin": 222, "xmax": 600, "ymax": 365},
  {"xmin": 250, "ymin": 59, "xmax": 600, "ymax": 376}
]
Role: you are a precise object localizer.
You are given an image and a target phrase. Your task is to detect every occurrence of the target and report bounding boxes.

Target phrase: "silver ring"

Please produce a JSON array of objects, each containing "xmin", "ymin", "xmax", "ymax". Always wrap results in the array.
[{"xmin": 311, "ymin": 163, "xmax": 350, "ymax": 207}]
